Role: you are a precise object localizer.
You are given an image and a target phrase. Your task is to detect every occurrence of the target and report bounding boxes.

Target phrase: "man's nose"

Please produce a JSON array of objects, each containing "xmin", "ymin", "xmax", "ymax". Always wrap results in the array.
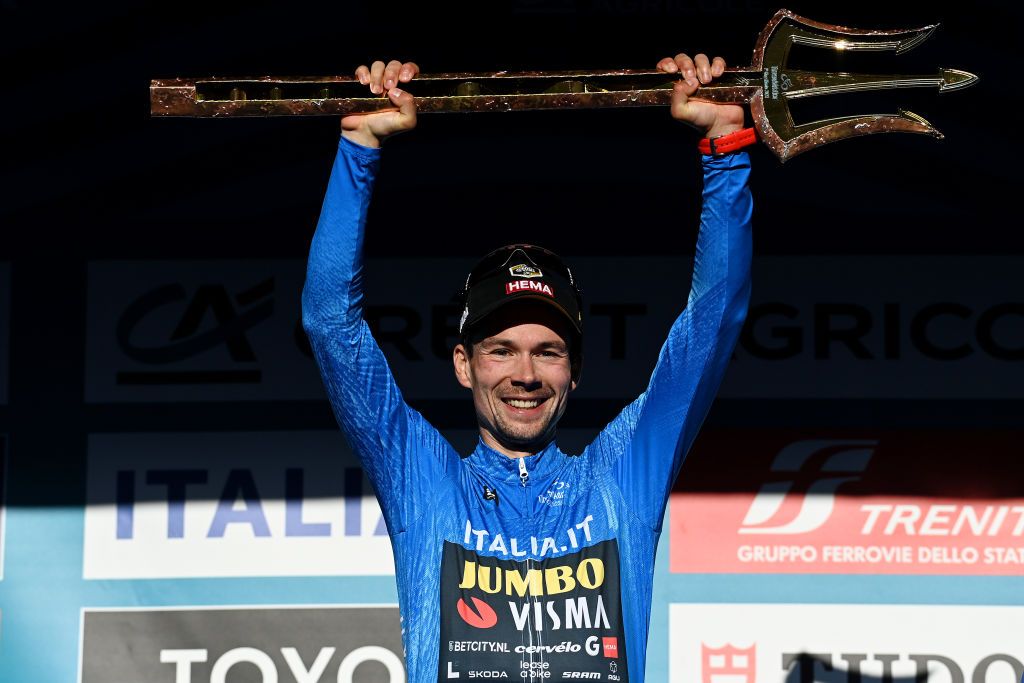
[{"xmin": 510, "ymin": 355, "xmax": 540, "ymax": 389}]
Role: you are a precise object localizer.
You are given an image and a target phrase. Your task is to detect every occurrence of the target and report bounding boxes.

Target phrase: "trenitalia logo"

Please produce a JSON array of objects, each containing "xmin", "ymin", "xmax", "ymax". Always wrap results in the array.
[
  {"xmin": 738, "ymin": 439, "xmax": 876, "ymax": 535},
  {"xmin": 670, "ymin": 431, "xmax": 1024, "ymax": 575}
]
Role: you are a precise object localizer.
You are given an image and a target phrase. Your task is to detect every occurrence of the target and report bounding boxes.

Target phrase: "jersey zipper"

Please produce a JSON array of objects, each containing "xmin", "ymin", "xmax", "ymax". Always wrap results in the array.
[
  {"xmin": 517, "ymin": 455, "xmax": 538, "ymax": 671},
  {"xmin": 518, "ymin": 456, "xmax": 533, "ymax": 520}
]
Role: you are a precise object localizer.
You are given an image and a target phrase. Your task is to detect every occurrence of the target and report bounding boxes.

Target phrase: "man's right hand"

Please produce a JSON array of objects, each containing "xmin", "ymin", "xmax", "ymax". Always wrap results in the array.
[{"xmin": 342, "ymin": 59, "xmax": 420, "ymax": 148}]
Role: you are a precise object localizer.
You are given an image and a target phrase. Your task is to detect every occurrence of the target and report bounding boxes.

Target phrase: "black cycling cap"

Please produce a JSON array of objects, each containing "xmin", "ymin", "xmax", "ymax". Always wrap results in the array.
[{"xmin": 458, "ymin": 244, "xmax": 583, "ymax": 340}]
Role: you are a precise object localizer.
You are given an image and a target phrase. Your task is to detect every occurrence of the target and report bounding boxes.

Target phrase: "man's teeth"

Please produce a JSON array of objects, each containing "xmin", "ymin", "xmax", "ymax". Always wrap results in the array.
[{"xmin": 506, "ymin": 399, "xmax": 541, "ymax": 409}]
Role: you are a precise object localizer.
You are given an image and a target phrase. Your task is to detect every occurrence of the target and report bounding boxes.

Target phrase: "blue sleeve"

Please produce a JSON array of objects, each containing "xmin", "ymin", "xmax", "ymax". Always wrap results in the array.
[
  {"xmin": 302, "ymin": 136, "xmax": 454, "ymax": 534},
  {"xmin": 586, "ymin": 151, "xmax": 752, "ymax": 530}
]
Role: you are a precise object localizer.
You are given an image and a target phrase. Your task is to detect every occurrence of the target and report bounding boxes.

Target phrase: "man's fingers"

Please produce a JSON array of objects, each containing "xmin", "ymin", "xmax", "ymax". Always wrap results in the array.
[
  {"xmin": 656, "ymin": 57, "xmax": 678, "ymax": 73},
  {"xmin": 383, "ymin": 60, "xmax": 402, "ymax": 90},
  {"xmin": 369, "ymin": 61, "xmax": 386, "ymax": 94},
  {"xmin": 671, "ymin": 80, "xmax": 693, "ymax": 120},
  {"xmin": 387, "ymin": 87, "xmax": 418, "ymax": 129},
  {"xmin": 674, "ymin": 53, "xmax": 697, "ymax": 87},
  {"xmin": 399, "ymin": 61, "xmax": 420, "ymax": 82},
  {"xmin": 673, "ymin": 72, "xmax": 697, "ymax": 97},
  {"xmin": 361, "ymin": 59, "xmax": 417, "ymax": 91},
  {"xmin": 389, "ymin": 87, "xmax": 415, "ymax": 111},
  {"xmin": 340, "ymin": 114, "xmax": 363, "ymax": 131},
  {"xmin": 665, "ymin": 53, "xmax": 734, "ymax": 131},
  {"xmin": 694, "ymin": 53, "xmax": 711, "ymax": 84},
  {"xmin": 342, "ymin": 59, "xmax": 421, "ymax": 144}
]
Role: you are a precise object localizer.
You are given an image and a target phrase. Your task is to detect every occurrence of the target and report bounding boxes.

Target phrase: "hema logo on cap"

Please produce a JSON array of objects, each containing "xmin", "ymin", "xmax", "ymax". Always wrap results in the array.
[{"xmin": 506, "ymin": 280, "xmax": 555, "ymax": 298}]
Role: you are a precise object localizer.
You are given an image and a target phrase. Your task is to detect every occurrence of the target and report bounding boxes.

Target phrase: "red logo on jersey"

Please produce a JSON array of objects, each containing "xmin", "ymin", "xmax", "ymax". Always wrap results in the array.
[
  {"xmin": 602, "ymin": 637, "xmax": 619, "ymax": 658},
  {"xmin": 456, "ymin": 597, "xmax": 498, "ymax": 629}
]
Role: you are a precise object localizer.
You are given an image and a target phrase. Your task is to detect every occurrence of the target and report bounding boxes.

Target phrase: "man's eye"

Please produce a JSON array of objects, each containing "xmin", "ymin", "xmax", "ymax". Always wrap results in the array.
[{"xmin": 491, "ymin": 348, "xmax": 513, "ymax": 356}]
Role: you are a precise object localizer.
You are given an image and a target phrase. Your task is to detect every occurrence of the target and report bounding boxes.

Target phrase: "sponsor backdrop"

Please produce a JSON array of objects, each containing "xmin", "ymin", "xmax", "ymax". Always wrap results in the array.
[
  {"xmin": 85, "ymin": 257, "xmax": 1024, "ymax": 403},
  {"xmin": 1, "ymin": 257, "xmax": 1022, "ymax": 682},
  {"xmin": 669, "ymin": 604, "xmax": 1024, "ymax": 683},
  {"xmin": 4, "ymin": 0, "xmax": 1023, "ymax": 677},
  {"xmin": 80, "ymin": 606, "xmax": 405, "ymax": 683}
]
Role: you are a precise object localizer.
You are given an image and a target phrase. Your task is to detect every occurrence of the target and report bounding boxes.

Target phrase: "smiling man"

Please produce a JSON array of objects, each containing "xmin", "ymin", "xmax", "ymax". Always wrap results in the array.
[
  {"xmin": 303, "ymin": 54, "xmax": 753, "ymax": 683},
  {"xmin": 454, "ymin": 254, "xmax": 584, "ymax": 458}
]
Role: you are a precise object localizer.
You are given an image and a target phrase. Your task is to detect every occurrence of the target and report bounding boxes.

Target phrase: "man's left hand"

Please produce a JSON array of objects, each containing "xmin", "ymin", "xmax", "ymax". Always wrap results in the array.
[{"xmin": 657, "ymin": 53, "xmax": 745, "ymax": 139}]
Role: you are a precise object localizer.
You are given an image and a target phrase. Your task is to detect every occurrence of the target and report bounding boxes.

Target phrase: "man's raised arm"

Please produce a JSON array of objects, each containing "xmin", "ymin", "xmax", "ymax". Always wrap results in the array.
[
  {"xmin": 589, "ymin": 53, "xmax": 753, "ymax": 529},
  {"xmin": 301, "ymin": 60, "xmax": 452, "ymax": 532},
  {"xmin": 302, "ymin": 59, "xmax": 420, "ymax": 329}
]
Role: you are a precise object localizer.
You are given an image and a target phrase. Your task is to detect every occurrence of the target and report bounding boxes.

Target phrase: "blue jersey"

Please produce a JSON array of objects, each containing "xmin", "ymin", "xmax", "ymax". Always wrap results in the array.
[{"xmin": 303, "ymin": 136, "xmax": 752, "ymax": 683}]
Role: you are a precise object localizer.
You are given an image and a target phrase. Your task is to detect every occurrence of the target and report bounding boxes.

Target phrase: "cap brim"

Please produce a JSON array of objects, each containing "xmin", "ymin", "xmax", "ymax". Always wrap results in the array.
[{"xmin": 463, "ymin": 292, "xmax": 582, "ymax": 338}]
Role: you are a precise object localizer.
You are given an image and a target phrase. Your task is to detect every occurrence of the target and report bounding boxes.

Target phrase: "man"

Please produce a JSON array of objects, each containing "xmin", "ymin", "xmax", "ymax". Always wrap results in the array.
[{"xmin": 303, "ymin": 53, "xmax": 752, "ymax": 683}]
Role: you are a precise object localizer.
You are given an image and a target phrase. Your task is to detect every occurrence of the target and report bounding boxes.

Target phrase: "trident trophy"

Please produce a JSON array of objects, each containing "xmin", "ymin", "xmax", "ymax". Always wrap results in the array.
[{"xmin": 150, "ymin": 9, "xmax": 977, "ymax": 162}]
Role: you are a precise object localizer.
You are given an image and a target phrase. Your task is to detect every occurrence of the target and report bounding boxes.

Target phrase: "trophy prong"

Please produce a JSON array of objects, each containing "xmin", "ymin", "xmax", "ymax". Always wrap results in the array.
[
  {"xmin": 894, "ymin": 24, "xmax": 938, "ymax": 55},
  {"xmin": 898, "ymin": 109, "xmax": 943, "ymax": 139},
  {"xmin": 755, "ymin": 10, "xmax": 942, "ymax": 67},
  {"xmin": 746, "ymin": 10, "xmax": 976, "ymax": 160},
  {"xmin": 940, "ymin": 68, "xmax": 979, "ymax": 92},
  {"xmin": 788, "ymin": 23, "xmax": 938, "ymax": 55},
  {"xmin": 773, "ymin": 110, "xmax": 943, "ymax": 162}
]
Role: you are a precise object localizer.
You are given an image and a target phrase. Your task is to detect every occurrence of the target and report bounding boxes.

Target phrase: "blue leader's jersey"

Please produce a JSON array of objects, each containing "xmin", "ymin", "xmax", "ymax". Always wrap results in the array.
[{"xmin": 303, "ymin": 136, "xmax": 752, "ymax": 683}]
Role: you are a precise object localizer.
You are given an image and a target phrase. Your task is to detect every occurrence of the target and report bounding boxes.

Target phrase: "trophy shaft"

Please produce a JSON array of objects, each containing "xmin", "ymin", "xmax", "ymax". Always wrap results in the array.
[
  {"xmin": 151, "ymin": 69, "xmax": 763, "ymax": 118},
  {"xmin": 151, "ymin": 9, "xmax": 978, "ymax": 161}
]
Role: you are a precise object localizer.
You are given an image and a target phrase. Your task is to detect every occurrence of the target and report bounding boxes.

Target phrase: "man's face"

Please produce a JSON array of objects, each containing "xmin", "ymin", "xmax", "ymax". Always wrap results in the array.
[{"xmin": 453, "ymin": 301, "xmax": 577, "ymax": 457}]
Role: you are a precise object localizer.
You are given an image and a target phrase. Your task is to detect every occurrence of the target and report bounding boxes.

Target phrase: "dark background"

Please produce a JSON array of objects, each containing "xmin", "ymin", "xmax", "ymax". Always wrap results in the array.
[{"xmin": 1, "ymin": 0, "xmax": 1019, "ymax": 506}]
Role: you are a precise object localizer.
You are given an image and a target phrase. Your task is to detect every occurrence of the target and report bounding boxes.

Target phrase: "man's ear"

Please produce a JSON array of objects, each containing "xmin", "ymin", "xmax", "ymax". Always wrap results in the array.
[{"xmin": 453, "ymin": 343, "xmax": 473, "ymax": 389}]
